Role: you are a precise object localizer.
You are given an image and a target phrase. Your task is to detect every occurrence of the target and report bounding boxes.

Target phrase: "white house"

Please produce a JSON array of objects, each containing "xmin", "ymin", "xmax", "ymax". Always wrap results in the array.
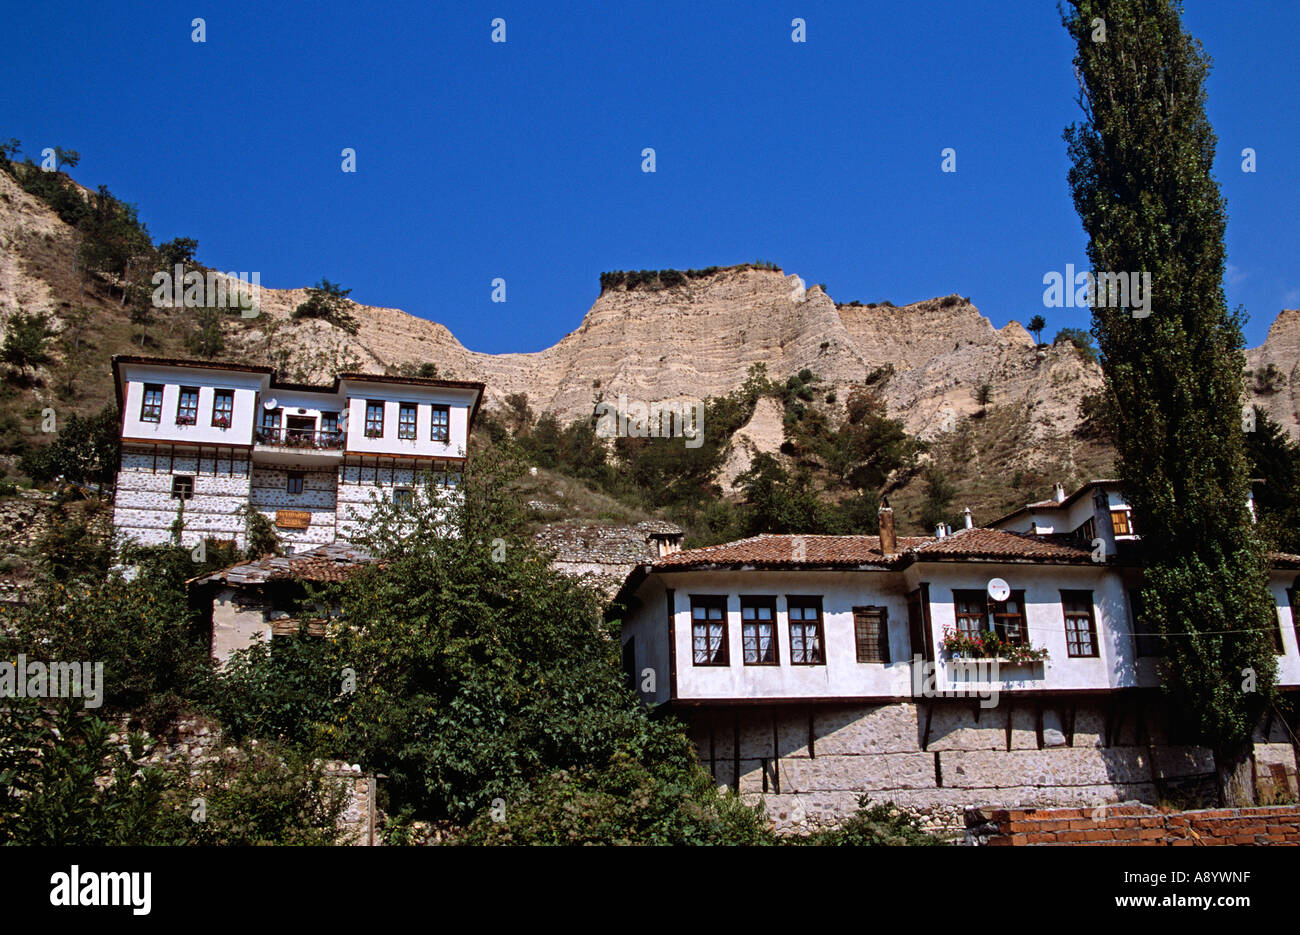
[
  {"xmin": 111, "ymin": 355, "xmax": 484, "ymax": 551},
  {"xmin": 613, "ymin": 488, "xmax": 1300, "ymax": 831}
]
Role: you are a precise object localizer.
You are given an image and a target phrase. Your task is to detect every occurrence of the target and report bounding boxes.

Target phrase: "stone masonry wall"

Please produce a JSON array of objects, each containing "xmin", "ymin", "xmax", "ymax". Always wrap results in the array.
[
  {"xmin": 964, "ymin": 803, "xmax": 1300, "ymax": 845},
  {"xmin": 688, "ymin": 698, "xmax": 1299, "ymax": 835},
  {"xmin": 113, "ymin": 448, "xmax": 251, "ymax": 548},
  {"xmin": 249, "ymin": 465, "xmax": 338, "ymax": 547}
]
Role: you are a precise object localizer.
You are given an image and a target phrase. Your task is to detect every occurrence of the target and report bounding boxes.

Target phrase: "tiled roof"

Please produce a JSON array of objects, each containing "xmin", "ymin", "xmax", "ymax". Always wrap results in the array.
[
  {"xmin": 653, "ymin": 533, "xmax": 929, "ymax": 568},
  {"xmin": 907, "ymin": 527, "xmax": 1093, "ymax": 562},
  {"xmin": 190, "ymin": 542, "xmax": 377, "ymax": 586},
  {"xmin": 650, "ymin": 527, "xmax": 1095, "ymax": 570}
]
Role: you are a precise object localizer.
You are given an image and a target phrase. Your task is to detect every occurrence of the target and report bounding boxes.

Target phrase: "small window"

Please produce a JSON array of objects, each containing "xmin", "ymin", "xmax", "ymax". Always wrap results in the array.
[
  {"xmin": 176, "ymin": 387, "xmax": 199, "ymax": 425},
  {"xmin": 212, "ymin": 389, "xmax": 234, "ymax": 428},
  {"xmin": 259, "ymin": 407, "xmax": 281, "ymax": 442},
  {"xmin": 393, "ymin": 487, "xmax": 413, "ymax": 507},
  {"xmin": 365, "ymin": 401, "xmax": 385, "ymax": 437},
  {"xmin": 854, "ymin": 606, "xmax": 890, "ymax": 663},
  {"xmin": 171, "ymin": 475, "xmax": 194, "ymax": 500},
  {"xmin": 690, "ymin": 596, "xmax": 728, "ymax": 666},
  {"xmin": 740, "ymin": 596, "xmax": 778, "ymax": 665},
  {"xmin": 141, "ymin": 384, "xmax": 164, "ymax": 423},
  {"xmin": 430, "ymin": 405, "xmax": 450, "ymax": 442},
  {"xmin": 1111, "ymin": 509, "xmax": 1133, "ymax": 536},
  {"xmin": 1062, "ymin": 590, "xmax": 1099, "ymax": 658},
  {"xmin": 1076, "ymin": 517, "xmax": 1096, "ymax": 544},
  {"xmin": 991, "ymin": 591, "xmax": 1028, "ymax": 646},
  {"xmin": 287, "ymin": 472, "xmax": 304, "ymax": 495},
  {"xmin": 787, "ymin": 596, "xmax": 824, "ymax": 665},
  {"xmin": 320, "ymin": 411, "xmax": 339, "ymax": 435},
  {"xmin": 953, "ymin": 590, "xmax": 987, "ymax": 637},
  {"xmin": 398, "ymin": 402, "xmax": 417, "ymax": 440}
]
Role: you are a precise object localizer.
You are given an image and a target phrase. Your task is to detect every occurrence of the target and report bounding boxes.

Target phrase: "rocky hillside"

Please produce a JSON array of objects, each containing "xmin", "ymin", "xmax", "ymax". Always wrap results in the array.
[{"xmin": 2, "ymin": 163, "xmax": 1297, "ymax": 476}]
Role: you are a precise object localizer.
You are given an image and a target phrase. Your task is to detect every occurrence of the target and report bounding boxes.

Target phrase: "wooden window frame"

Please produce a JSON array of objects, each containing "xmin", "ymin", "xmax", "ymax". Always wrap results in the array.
[
  {"xmin": 740, "ymin": 595, "xmax": 779, "ymax": 666},
  {"xmin": 170, "ymin": 475, "xmax": 194, "ymax": 500},
  {"xmin": 286, "ymin": 472, "xmax": 304, "ymax": 495},
  {"xmin": 990, "ymin": 590, "xmax": 1028, "ymax": 646},
  {"xmin": 853, "ymin": 605, "xmax": 890, "ymax": 664},
  {"xmin": 786, "ymin": 595, "xmax": 825, "ymax": 666},
  {"xmin": 689, "ymin": 595, "xmax": 729, "ymax": 666},
  {"xmin": 260, "ymin": 407, "xmax": 281, "ymax": 431},
  {"xmin": 320, "ymin": 411, "xmax": 339, "ymax": 435},
  {"xmin": 430, "ymin": 404, "xmax": 450, "ymax": 442},
  {"xmin": 398, "ymin": 402, "xmax": 418, "ymax": 440},
  {"xmin": 140, "ymin": 384, "xmax": 164, "ymax": 423},
  {"xmin": 1111, "ymin": 509, "xmax": 1133, "ymax": 536},
  {"xmin": 954, "ymin": 588, "xmax": 1028, "ymax": 646},
  {"xmin": 212, "ymin": 389, "xmax": 234, "ymax": 428},
  {"xmin": 393, "ymin": 486, "xmax": 414, "ymax": 507},
  {"xmin": 176, "ymin": 387, "xmax": 200, "ymax": 425},
  {"xmin": 364, "ymin": 401, "xmax": 385, "ymax": 438},
  {"xmin": 953, "ymin": 589, "xmax": 987, "ymax": 637},
  {"xmin": 1061, "ymin": 589, "xmax": 1099, "ymax": 658}
]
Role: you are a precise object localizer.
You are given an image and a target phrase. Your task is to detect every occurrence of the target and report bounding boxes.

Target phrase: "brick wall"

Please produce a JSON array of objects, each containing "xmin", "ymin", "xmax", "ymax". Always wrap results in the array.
[{"xmin": 965, "ymin": 803, "xmax": 1300, "ymax": 845}]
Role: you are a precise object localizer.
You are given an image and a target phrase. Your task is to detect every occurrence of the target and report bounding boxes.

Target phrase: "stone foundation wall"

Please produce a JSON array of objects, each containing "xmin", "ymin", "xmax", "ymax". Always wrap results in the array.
[
  {"xmin": 113, "ymin": 448, "xmax": 251, "ymax": 548},
  {"xmin": 249, "ymin": 465, "xmax": 338, "ymax": 547},
  {"xmin": 685, "ymin": 698, "xmax": 1299, "ymax": 834}
]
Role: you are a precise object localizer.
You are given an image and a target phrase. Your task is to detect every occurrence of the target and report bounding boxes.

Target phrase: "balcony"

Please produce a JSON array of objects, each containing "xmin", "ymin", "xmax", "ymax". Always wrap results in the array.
[{"xmin": 253, "ymin": 427, "xmax": 346, "ymax": 465}]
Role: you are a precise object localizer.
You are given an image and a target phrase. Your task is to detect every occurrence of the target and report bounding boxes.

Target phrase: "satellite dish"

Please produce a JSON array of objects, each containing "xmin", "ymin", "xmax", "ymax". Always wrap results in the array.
[
  {"xmin": 263, "ymin": 397, "xmax": 278, "ymax": 410},
  {"xmin": 987, "ymin": 578, "xmax": 1011, "ymax": 602}
]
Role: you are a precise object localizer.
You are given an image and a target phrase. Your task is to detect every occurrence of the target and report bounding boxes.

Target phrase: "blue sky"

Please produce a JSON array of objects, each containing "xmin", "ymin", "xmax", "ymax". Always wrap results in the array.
[{"xmin": 2, "ymin": 1, "xmax": 1296, "ymax": 353}]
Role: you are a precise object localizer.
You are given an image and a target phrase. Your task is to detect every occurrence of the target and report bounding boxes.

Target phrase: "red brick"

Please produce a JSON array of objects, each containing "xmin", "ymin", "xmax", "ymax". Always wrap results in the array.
[
  {"xmin": 1138, "ymin": 828, "xmax": 1165, "ymax": 840},
  {"xmin": 1025, "ymin": 832, "xmax": 1058, "ymax": 844},
  {"xmin": 1083, "ymin": 830, "xmax": 1114, "ymax": 841}
]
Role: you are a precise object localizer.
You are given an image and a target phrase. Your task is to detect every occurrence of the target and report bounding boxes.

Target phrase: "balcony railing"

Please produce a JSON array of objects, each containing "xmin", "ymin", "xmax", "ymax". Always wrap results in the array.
[{"xmin": 254, "ymin": 427, "xmax": 346, "ymax": 450}]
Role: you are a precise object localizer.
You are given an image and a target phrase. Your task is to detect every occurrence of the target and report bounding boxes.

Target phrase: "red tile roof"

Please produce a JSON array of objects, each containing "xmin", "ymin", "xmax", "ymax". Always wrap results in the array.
[{"xmin": 651, "ymin": 527, "xmax": 1096, "ymax": 570}]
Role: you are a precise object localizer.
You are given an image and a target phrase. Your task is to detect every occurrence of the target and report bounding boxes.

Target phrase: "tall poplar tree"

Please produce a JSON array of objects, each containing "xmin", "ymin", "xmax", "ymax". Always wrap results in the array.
[{"xmin": 1063, "ymin": 0, "xmax": 1278, "ymax": 804}]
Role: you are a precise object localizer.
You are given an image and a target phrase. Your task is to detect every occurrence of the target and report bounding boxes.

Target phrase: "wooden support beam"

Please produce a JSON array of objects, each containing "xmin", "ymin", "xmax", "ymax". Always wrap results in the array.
[
  {"xmin": 1066, "ymin": 702, "xmax": 1076, "ymax": 748},
  {"xmin": 771, "ymin": 710, "xmax": 780, "ymax": 795},
  {"xmin": 732, "ymin": 711, "xmax": 740, "ymax": 794},
  {"xmin": 1005, "ymin": 702, "xmax": 1013, "ymax": 752},
  {"xmin": 1035, "ymin": 701, "xmax": 1044, "ymax": 750},
  {"xmin": 921, "ymin": 701, "xmax": 933, "ymax": 751}
]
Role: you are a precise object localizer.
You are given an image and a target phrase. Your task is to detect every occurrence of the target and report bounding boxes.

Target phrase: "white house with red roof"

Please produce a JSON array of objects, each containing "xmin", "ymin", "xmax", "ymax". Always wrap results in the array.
[{"xmin": 612, "ymin": 488, "xmax": 1300, "ymax": 831}]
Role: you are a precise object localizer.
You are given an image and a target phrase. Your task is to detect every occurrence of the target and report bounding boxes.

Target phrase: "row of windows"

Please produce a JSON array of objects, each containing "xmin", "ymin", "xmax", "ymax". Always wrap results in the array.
[
  {"xmin": 141, "ymin": 385, "xmax": 454, "ymax": 444},
  {"xmin": 364, "ymin": 401, "xmax": 450, "ymax": 442},
  {"xmin": 141, "ymin": 384, "xmax": 234, "ymax": 428},
  {"xmin": 689, "ymin": 591, "xmax": 1103, "ymax": 667}
]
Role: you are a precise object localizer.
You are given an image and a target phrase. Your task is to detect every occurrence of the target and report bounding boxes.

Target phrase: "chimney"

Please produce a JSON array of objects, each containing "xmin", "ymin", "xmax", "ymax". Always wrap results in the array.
[
  {"xmin": 963, "ymin": 507, "xmax": 973, "ymax": 529},
  {"xmin": 878, "ymin": 498, "xmax": 897, "ymax": 555},
  {"xmin": 1053, "ymin": 482, "xmax": 1066, "ymax": 503},
  {"xmin": 935, "ymin": 523, "xmax": 947, "ymax": 539}
]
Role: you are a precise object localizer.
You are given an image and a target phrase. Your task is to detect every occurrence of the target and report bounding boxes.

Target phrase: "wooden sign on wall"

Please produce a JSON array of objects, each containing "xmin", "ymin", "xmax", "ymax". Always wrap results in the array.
[{"xmin": 275, "ymin": 510, "xmax": 311, "ymax": 529}]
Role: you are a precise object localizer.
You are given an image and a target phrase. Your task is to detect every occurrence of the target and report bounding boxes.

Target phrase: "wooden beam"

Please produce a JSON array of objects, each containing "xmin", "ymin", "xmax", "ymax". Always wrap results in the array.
[
  {"xmin": 1035, "ymin": 701, "xmax": 1044, "ymax": 750},
  {"xmin": 921, "ymin": 701, "xmax": 933, "ymax": 751},
  {"xmin": 732, "ymin": 711, "xmax": 740, "ymax": 794},
  {"xmin": 1005, "ymin": 702, "xmax": 1013, "ymax": 752}
]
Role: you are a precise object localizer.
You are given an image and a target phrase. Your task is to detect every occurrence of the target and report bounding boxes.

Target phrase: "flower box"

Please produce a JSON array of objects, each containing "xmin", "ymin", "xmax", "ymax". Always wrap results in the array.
[{"xmin": 940, "ymin": 627, "xmax": 1049, "ymax": 665}]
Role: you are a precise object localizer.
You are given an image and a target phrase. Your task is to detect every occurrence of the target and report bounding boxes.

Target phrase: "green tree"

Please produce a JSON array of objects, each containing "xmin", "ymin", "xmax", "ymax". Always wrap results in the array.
[
  {"xmin": 1063, "ymin": 0, "xmax": 1278, "ymax": 804},
  {"xmin": 19, "ymin": 405, "xmax": 120, "ymax": 490},
  {"xmin": 1027, "ymin": 314, "xmax": 1046, "ymax": 345},
  {"xmin": 292, "ymin": 279, "xmax": 360, "ymax": 334},
  {"xmin": 185, "ymin": 306, "xmax": 227, "ymax": 358},
  {"xmin": 1, "ymin": 310, "xmax": 54, "ymax": 378}
]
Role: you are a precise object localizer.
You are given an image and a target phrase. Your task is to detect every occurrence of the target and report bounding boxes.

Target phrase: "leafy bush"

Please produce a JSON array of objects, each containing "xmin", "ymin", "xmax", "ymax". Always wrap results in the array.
[{"xmin": 796, "ymin": 796, "xmax": 945, "ymax": 846}]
